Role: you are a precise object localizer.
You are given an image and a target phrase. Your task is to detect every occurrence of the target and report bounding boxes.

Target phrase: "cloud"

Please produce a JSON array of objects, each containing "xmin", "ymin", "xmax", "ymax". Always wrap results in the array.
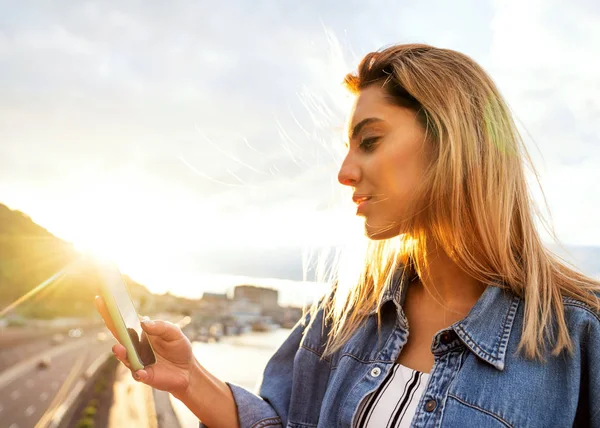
[
  {"xmin": 488, "ymin": 0, "xmax": 600, "ymax": 245},
  {"xmin": 489, "ymin": 0, "xmax": 600, "ymax": 162},
  {"xmin": 1, "ymin": 0, "xmax": 599, "ymax": 294}
]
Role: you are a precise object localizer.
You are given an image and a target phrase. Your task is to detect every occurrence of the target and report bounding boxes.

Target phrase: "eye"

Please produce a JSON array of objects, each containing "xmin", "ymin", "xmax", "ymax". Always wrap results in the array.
[{"xmin": 359, "ymin": 137, "xmax": 380, "ymax": 151}]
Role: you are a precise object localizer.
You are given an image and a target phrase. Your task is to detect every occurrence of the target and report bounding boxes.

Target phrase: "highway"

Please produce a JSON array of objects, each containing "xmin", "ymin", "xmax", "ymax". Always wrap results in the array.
[
  {"xmin": 0, "ymin": 339, "xmax": 53, "ymax": 374},
  {"xmin": 0, "ymin": 328, "xmax": 113, "ymax": 428}
]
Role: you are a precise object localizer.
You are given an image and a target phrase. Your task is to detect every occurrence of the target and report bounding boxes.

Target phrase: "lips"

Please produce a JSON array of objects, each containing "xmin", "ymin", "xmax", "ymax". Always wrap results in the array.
[{"xmin": 352, "ymin": 194, "xmax": 372, "ymax": 205}]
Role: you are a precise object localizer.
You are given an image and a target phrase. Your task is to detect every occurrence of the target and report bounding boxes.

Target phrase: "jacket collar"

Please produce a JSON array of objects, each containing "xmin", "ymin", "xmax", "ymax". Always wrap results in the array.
[
  {"xmin": 453, "ymin": 284, "xmax": 521, "ymax": 371},
  {"xmin": 369, "ymin": 265, "xmax": 414, "ymax": 315},
  {"xmin": 370, "ymin": 266, "xmax": 521, "ymax": 371}
]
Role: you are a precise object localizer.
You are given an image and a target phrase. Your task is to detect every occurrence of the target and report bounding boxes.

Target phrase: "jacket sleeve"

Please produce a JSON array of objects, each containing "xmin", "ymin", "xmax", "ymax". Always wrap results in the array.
[{"xmin": 199, "ymin": 309, "xmax": 315, "ymax": 428}]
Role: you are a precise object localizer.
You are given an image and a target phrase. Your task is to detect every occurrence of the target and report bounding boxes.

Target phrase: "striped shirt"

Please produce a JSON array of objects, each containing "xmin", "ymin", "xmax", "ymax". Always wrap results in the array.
[{"xmin": 353, "ymin": 364, "xmax": 429, "ymax": 428}]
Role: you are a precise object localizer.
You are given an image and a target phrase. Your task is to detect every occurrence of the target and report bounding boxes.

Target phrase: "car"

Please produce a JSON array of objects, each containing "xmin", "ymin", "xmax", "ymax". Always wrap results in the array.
[
  {"xmin": 68, "ymin": 328, "xmax": 83, "ymax": 338},
  {"xmin": 37, "ymin": 356, "xmax": 51, "ymax": 369}
]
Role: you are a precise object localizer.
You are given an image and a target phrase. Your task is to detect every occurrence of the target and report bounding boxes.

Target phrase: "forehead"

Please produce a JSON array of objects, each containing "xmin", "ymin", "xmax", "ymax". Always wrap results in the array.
[{"xmin": 346, "ymin": 86, "xmax": 394, "ymax": 130}]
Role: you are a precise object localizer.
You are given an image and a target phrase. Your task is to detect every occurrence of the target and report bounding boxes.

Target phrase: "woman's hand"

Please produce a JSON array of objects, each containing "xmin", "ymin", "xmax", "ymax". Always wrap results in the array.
[{"xmin": 94, "ymin": 295, "xmax": 195, "ymax": 398}]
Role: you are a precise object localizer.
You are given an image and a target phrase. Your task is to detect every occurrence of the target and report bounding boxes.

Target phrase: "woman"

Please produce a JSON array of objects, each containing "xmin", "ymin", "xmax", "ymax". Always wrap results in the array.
[{"xmin": 96, "ymin": 44, "xmax": 600, "ymax": 427}]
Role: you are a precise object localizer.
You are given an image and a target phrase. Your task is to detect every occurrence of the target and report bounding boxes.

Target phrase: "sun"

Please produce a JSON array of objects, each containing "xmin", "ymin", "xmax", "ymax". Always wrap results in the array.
[
  {"xmin": 48, "ymin": 178, "xmax": 158, "ymax": 273},
  {"xmin": 69, "ymin": 221, "xmax": 132, "ymax": 268},
  {"xmin": 73, "ymin": 236, "xmax": 118, "ymax": 264}
]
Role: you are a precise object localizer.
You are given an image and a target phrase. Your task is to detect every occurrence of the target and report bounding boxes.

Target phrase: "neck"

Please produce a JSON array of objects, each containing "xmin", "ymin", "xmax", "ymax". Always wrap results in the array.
[{"xmin": 410, "ymin": 240, "xmax": 486, "ymax": 317}]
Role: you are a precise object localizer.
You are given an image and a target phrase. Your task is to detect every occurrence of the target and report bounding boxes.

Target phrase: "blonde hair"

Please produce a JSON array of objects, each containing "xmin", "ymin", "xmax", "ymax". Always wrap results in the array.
[{"xmin": 308, "ymin": 43, "xmax": 600, "ymax": 361}]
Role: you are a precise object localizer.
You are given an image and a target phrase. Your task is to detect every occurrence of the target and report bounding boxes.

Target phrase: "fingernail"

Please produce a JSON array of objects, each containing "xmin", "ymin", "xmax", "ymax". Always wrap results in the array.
[{"xmin": 141, "ymin": 319, "xmax": 154, "ymax": 327}]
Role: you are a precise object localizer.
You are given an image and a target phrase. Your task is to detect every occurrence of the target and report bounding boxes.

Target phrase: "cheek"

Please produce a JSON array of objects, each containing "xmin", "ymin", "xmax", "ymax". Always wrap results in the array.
[
  {"xmin": 385, "ymin": 148, "xmax": 422, "ymax": 197},
  {"xmin": 376, "ymin": 147, "xmax": 426, "ymax": 220}
]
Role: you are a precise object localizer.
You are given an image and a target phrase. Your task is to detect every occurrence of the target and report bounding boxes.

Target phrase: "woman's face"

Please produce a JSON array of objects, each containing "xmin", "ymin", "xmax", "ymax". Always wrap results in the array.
[{"xmin": 338, "ymin": 85, "xmax": 431, "ymax": 240}]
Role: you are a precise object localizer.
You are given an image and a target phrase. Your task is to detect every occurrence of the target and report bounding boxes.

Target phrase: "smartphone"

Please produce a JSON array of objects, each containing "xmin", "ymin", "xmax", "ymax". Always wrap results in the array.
[{"xmin": 96, "ymin": 260, "xmax": 157, "ymax": 371}]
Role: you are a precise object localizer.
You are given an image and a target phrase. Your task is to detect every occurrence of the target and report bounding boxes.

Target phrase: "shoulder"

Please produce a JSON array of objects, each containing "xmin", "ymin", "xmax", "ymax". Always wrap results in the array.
[
  {"xmin": 561, "ymin": 293, "xmax": 600, "ymax": 341},
  {"xmin": 562, "ymin": 293, "xmax": 600, "ymax": 322}
]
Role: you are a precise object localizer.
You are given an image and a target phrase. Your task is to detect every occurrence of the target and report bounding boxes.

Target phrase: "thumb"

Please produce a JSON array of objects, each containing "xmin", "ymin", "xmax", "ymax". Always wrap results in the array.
[{"xmin": 141, "ymin": 319, "xmax": 182, "ymax": 341}]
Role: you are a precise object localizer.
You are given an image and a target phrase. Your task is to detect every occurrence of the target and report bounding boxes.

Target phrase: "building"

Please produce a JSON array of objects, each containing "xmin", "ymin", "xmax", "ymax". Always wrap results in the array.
[
  {"xmin": 227, "ymin": 299, "xmax": 262, "ymax": 325},
  {"xmin": 233, "ymin": 285, "xmax": 279, "ymax": 311},
  {"xmin": 197, "ymin": 292, "xmax": 229, "ymax": 316}
]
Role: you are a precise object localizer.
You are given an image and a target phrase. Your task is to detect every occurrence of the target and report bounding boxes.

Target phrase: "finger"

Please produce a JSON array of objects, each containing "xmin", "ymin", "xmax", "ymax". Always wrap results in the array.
[
  {"xmin": 141, "ymin": 319, "xmax": 183, "ymax": 342},
  {"xmin": 111, "ymin": 344, "xmax": 132, "ymax": 370},
  {"xmin": 112, "ymin": 352, "xmax": 131, "ymax": 369},
  {"xmin": 112, "ymin": 343, "xmax": 127, "ymax": 359},
  {"xmin": 132, "ymin": 368, "xmax": 148, "ymax": 382},
  {"xmin": 94, "ymin": 296, "xmax": 119, "ymax": 339}
]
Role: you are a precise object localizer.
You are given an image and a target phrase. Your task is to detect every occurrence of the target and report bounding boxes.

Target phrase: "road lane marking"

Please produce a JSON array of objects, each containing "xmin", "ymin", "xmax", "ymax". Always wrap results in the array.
[
  {"xmin": 48, "ymin": 351, "xmax": 113, "ymax": 428},
  {"xmin": 35, "ymin": 352, "xmax": 87, "ymax": 428}
]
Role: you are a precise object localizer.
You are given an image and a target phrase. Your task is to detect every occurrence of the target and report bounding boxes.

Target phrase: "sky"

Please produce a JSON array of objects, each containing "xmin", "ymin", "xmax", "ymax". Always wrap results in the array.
[{"xmin": 1, "ymin": 0, "xmax": 599, "ymax": 304}]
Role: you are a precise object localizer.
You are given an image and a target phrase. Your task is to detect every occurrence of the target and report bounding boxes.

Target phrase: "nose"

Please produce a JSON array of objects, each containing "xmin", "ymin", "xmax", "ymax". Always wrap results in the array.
[{"xmin": 338, "ymin": 156, "xmax": 360, "ymax": 187}]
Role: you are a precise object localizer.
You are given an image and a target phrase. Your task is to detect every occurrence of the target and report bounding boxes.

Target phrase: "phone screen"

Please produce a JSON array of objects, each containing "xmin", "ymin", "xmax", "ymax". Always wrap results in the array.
[{"xmin": 99, "ymin": 262, "xmax": 156, "ymax": 366}]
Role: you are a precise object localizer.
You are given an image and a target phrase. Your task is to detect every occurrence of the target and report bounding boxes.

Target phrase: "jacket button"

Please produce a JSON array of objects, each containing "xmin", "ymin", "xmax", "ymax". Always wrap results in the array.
[
  {"xmin": 370, "ymin": 367, "xmax": 381, "ymax": 377},
  {"xmin": 440, "ymin": 332, "xmax": 453, "ymax": 344},
  {"xmin": 425, "ymin": 399, "xmax": 437, "ymax": 412}
]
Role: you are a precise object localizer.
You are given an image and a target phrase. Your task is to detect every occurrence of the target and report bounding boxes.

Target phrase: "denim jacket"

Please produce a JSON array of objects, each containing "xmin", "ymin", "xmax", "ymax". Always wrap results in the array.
[{"xmin": 200, "ymin": 271, "xmax": 600, "ymax": 428}]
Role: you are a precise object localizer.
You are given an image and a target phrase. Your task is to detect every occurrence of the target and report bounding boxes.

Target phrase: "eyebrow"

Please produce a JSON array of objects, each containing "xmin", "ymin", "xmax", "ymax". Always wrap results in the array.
[{"xmin": 348, "ymin": 117, "xmax": 385, "ymax": 141}]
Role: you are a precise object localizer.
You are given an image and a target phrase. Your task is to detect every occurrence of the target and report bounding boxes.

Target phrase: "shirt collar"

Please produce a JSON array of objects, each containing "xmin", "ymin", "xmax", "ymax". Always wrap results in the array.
[{"xmin": 370, "ymin": 266, "xmax": 521, "ymax": 371}]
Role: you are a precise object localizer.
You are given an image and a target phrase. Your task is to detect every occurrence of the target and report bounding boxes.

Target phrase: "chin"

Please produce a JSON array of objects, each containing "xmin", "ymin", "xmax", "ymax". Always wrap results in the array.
[{"xmin": 364, "ymin": 224, "xmax": 402, "ymax": 241}]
